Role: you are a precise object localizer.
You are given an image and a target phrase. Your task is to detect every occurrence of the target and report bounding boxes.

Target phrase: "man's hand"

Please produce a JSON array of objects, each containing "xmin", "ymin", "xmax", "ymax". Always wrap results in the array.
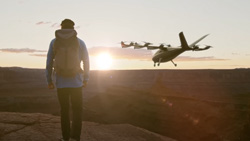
[
  {"xmin": 48, "ymin": 83, "xmax": 55, "ymax": 89},
  {"xmin": 82, "ymin": 81, "xmax": 88, "ymax": 88}
]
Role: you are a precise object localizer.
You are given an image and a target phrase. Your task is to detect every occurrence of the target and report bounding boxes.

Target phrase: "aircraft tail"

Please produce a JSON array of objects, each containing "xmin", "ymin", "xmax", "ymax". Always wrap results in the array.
[{"xmin": 179, "ymin": 32, "xmax": 190, "ymax": 50}]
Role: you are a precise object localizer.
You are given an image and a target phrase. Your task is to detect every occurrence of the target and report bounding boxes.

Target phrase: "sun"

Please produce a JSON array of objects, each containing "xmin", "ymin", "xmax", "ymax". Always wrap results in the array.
[{"xmin": 96, "ymin": 53, "xmax": 113, "ymax": 70}]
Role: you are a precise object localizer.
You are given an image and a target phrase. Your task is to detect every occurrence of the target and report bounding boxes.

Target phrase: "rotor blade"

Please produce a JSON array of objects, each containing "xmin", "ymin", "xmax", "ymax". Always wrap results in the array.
[
  {"xmin": 143, "ymin": 41, "xmax": 152, "ymax": 44},
  {"xmin": 189, "ymin": 34, "xmax": 209, "ymax": 48}
]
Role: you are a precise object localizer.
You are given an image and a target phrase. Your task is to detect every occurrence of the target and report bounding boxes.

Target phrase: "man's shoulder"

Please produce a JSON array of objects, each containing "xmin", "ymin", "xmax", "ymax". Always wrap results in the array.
[
  {"xmin": 77, "ymin": 38, "xmax": 85, "ymax": 43},
  {"xmin": 51, "ymin": 38, "xmax": 56, "ymax": 43},
  {"xmin": 77, "ymin": 38, "xmax": 86, "ymax": 48},
  {"xmin": 49, "ymin": 38, "xmax": 56, "ymax": 46}
]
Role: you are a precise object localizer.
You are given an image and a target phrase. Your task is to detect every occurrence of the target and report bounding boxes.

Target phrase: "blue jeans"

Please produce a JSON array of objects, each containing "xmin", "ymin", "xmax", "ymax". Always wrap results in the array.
[{"xmin": 57, "ymin": 87, "xmax": 82, "ymax": 141}]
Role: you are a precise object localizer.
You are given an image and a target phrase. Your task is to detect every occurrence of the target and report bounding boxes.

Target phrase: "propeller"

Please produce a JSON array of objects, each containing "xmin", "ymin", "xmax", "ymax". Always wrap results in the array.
[
  {"xmin": 204, "ymin": 45, "xmax": 212, "ymax": 50},
  {"xmin": 121, "ymin": 41, "xmax": 134, "ymax": 43},
  {"xmin": 204, "ymin": 44, "xmax": 213, "ymax": 48},
  {"xmin": 159, "ymin": 43, "xmax": 171, "ymax": 47},
  {"xmin": 193, "ymin": 45, "xmax": 200, "ymax": 50},
  {"xmin": 120, "ymin": 41, "xmax": 135, "ymax": 48},
  {"xmin": 142, "ymin": 41, "xmax": 152, "ymax": 45},
  {"xmin": 134, "ymin": 42, "xmax": 139, "ymax": 45},
  {"xmin": 192, "ymin": 44, "xmax": 212, "ymax": 51}
]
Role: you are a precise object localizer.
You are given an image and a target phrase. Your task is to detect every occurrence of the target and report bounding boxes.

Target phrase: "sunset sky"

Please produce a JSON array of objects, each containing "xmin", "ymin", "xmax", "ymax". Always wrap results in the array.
[{"xmin": 0, "ymin": 0, "xmax": 249, "ymax": 70}]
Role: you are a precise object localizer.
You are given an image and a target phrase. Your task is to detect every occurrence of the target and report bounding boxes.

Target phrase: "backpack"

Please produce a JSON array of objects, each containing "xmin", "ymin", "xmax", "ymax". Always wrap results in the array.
[{"xmin": 53, "ymin": 31, "xmax": 82, "ymax": 77}]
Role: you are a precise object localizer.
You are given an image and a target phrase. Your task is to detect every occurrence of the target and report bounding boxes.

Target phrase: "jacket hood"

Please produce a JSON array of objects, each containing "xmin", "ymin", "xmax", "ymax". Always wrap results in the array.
[{"xmin": 55, "ymin": 29, "xmax": 77, "ymax": 39}]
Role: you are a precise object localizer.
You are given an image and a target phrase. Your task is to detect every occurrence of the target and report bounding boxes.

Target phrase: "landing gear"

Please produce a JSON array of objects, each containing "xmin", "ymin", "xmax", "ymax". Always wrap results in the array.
[
  {"xmin": 158, "ymin": 58, "xmax": 162, "ymax": 66},
  {"xmin": 171, "ymin": 60, "xmax": 177, "ymax": 67},
  {"xmin": 154, "ymin": 58, "xmax": 177, "ymax": 67},
  {"xmin": 154, "ymin": 63, "xmax": 161, "ymax": 66}
]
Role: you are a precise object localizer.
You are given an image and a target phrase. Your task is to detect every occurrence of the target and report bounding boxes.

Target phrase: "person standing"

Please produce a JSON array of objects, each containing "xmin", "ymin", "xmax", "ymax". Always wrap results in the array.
[{"xmin": 46, "ymin": 19, "xmax": 89, "ymax": 141}]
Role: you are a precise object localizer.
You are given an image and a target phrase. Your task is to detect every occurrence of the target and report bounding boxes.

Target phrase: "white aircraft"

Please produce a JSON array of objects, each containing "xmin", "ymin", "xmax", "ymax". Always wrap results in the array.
[
  {"xmin": 121, "ymin": 41, "xmax": 152, "ymax": 49},
  {"xmin": 121, "ymin": 32, "xmax": 212, "ymax": 67}
]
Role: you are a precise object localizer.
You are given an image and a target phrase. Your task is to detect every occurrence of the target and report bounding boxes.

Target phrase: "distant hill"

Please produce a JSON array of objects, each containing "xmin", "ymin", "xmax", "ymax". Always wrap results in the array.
[{"xmin": 1, "ymin": 67, "xmax": 250, "ymax": 96}]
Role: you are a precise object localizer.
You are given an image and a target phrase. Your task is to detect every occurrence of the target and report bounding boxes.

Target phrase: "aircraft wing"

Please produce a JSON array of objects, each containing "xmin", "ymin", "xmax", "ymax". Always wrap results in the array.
[
  {"xmin": 134, "ymin": 46, "xmax": 146, "ymax": 49},
  {"xmin": 189, "ymin": 34, "xmax": 209, "ymax": 48},
  {"xmin": 147, "ymin": 46, "xmax": 161, "ymax": 50}
]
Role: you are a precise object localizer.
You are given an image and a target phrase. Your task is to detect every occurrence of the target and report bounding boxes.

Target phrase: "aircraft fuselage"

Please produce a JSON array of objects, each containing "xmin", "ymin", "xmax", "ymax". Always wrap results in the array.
[{"xmin": 152, "ymin": 47, "xmax": 186, "ymax": 63}]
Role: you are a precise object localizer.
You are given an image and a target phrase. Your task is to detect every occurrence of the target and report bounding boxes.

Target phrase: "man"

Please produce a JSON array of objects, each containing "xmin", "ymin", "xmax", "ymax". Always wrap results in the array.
[{"xmin": 46, "ymin": 19, "xmax": 89, "ymax": 141}]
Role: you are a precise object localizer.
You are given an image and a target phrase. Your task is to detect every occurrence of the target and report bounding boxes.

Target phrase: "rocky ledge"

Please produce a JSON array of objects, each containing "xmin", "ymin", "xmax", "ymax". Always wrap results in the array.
[{"xmin": 0, "ymin": 112, "xmax": 175, "ymax": 141}]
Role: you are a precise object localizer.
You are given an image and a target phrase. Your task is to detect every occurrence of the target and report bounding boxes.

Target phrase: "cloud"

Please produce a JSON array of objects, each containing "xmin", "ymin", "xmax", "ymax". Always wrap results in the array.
[
  {"xmin": 51, "ymin": 23, "xmax": 60, "ymax": 28},
  {"xmin": 0, "ymin": 47, "xmax": 228, "ymax": 62},
  {"xmin": 232, "ymin": 52, "xmax": 239, "ymax": 55},
  {"xmin": 88, "ymin": 47, "xmax": 153, "ymax": 61},
  {"xmin": 29, "ymin": 54, "xmax": 47, "ymax": 57},
  {"xmin": 36, "ymin": 21, "xmax": 80, "ymax": 29},
  {"xmin": 0, "ymin": 48, "xmax": 47, "ymax": 53},
  {"xmin": 232, "ymin": 52, "xmax": 250, "ymax": 56},
  {"xmin": 36, "ymin": 21, "xmax": 51, "ymax": 25},
  {"xmin": 175, "ymin": 56, "xmax": 228, "ymax": 61},
  {"xmin": 36, "ymin": 21, "xmax": 61, "ymax": 28},
  {"xmin": 35, "ymin": 19, "xmax": 82, "ymax": 29},
  {"xmin": 18, "ymin": 0, "xmax": 29, "ymax": 4}
]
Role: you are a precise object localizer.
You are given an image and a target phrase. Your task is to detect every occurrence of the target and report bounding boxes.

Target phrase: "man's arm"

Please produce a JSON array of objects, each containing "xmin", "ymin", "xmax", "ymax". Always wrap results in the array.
[
  {"xmin": 46, "ymin": 39, "xmax": 55, "ymax": 88},
  {"xmin": 79, "ymin": 39, "xmax": 89, "ymax": 86}
]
